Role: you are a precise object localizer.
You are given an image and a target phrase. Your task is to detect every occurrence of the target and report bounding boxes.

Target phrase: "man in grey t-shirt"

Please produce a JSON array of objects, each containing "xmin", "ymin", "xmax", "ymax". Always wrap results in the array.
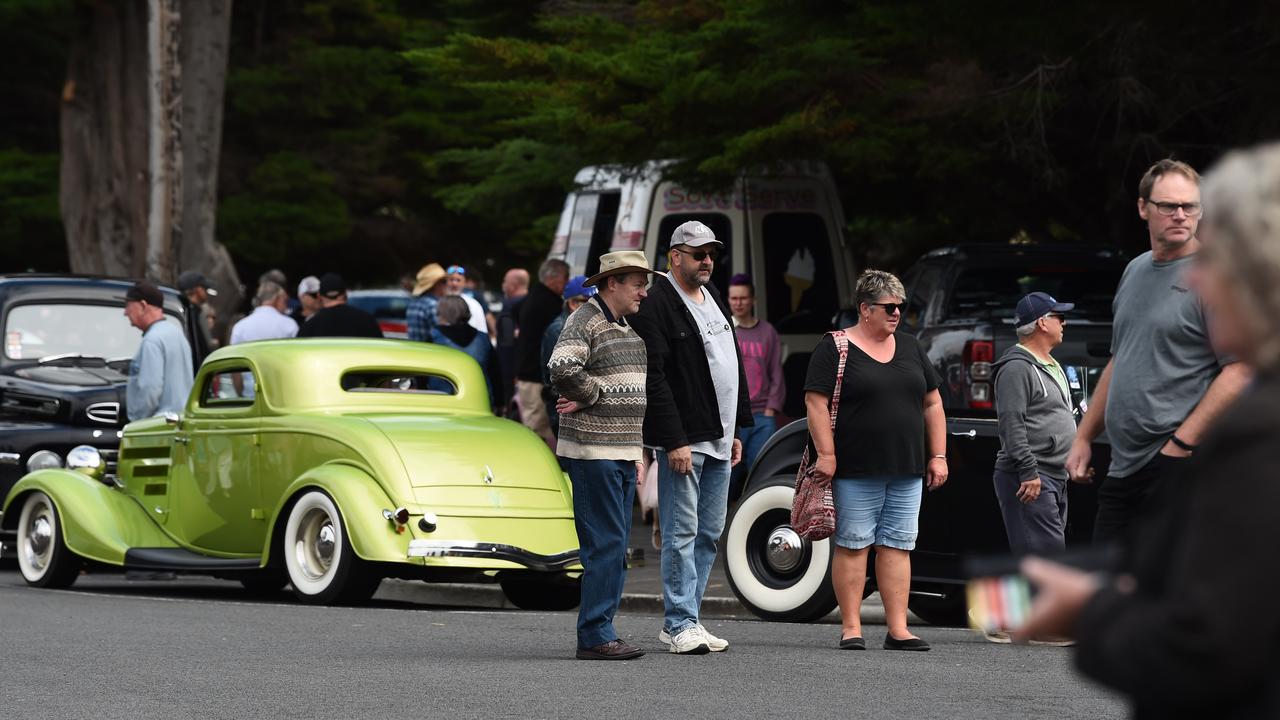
[{"xmin": 1066, "ymin": 159, "xmax": 1250, "ymax": 543}]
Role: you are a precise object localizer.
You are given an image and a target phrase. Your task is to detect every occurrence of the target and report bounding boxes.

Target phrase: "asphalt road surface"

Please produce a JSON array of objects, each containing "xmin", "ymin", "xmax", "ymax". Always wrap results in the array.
[{"xmin": 0, "ymin": 570, "xmax": 1126, "ymax": 719}]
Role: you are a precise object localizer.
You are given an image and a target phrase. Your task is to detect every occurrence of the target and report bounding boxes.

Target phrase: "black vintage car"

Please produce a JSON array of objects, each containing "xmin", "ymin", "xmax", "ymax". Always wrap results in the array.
[
  {"xmin": 0, "ymin": 275, "xmax": 201, "ymax": 511},
  {"xmin": 722, "ymin": 244, "xmax": 1129, "ymax": 625}
]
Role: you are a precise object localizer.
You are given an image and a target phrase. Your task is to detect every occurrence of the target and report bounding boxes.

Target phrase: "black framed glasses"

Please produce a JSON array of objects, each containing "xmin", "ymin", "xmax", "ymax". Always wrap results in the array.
[
  {"xmin": 1147, "ymin": 200, "xmax": 1202, "ymax": 217},
  {"xmin": 871, "ymin": 302, "xmax": 906, "ymax": 315},
  {"xmin": 674, "ymin": 246, "xmax": 718, "ymax": 262}
]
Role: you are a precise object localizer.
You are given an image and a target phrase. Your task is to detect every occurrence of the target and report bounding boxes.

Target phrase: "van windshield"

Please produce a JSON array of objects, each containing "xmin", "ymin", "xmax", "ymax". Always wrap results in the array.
[{"xmin": 946, "ymin": 263, "xmax": 1125, "ymax": 322}]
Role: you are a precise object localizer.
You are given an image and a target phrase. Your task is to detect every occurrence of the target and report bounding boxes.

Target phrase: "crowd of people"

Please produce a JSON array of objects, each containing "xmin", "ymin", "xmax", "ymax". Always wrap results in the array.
[{"xmin": 112, "ymin": 145, "xmax": 1280, "ymax": 714}]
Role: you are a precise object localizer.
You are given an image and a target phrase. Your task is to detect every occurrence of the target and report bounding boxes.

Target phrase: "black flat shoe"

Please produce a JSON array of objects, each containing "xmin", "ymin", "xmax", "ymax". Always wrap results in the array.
[
  {"xmin": 883, "ymin": 635, "xmax": 930, "ymax": 652},
  {"xmin": 839, "ymin": 636, "xmax": 866, "ymax": 650}
]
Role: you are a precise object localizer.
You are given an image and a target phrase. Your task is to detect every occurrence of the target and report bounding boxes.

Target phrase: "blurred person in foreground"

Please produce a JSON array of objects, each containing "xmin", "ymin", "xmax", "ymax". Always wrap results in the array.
[{"xmin": 1017, "ymin": 144, "xmax": 1278, "ymax": 719}]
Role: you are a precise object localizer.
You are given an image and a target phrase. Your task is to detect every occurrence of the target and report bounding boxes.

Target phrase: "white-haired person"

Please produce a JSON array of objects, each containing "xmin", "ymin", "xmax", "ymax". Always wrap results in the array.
[{"xmin": 1017, "ymin": 144, "xmax": 1280, "ymax": 719}]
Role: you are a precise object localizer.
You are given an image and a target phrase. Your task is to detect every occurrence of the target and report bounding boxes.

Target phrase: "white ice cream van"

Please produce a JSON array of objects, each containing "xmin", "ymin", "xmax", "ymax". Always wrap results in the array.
[{"xmin": 547, "ymin": 160, "xmax": 857, "ymax": 420}]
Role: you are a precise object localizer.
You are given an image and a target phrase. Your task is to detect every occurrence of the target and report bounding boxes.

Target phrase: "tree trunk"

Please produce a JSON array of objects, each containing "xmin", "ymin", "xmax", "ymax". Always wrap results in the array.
[
  {"xmin": 60, "ymin": 0, "xmax": 150, "ymax": 278},
  {"xmin": 61, "ymin": 0, "xmax": 241, "ymax": 324},
  {"xmin": 178, "ymin": 0, "xmax": 240, "ymax": 336}
]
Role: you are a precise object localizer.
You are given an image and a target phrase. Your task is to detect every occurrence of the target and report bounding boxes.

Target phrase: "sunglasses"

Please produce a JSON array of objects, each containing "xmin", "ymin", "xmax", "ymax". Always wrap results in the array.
[
  {"xmin": 674, "ymin": 246, "xmax": 718, "ymax": 262},
  {"xmin": 870, "ymin": 302, "xmax": 907, "ymax": 315},
  {"xmin": 447, "ymin": 265, "xmax": 466, "ymax": 276}
]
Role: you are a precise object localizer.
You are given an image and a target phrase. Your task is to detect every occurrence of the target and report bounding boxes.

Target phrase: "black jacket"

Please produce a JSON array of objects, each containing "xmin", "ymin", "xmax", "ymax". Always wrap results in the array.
[
  {"xmin": 295, "ymin": 303, "xmax": 383, "ymax": 339},
  {"xmin": 515, "ymin": 282, "xmax": 562, "ymax": 382},
  {"xmin": 1073, "ymin": 372, "xmax": 1280, "ymax": 719},
  {"xmin": 629, "ymin": 275, "xmax": 751, "ymax": 449}
]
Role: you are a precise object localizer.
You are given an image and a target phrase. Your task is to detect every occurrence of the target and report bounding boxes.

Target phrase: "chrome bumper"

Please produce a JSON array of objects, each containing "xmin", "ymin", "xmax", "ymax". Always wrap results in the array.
[{"xmin": 407, "ymin": 540, "xmax": 579, "ymax": 572}]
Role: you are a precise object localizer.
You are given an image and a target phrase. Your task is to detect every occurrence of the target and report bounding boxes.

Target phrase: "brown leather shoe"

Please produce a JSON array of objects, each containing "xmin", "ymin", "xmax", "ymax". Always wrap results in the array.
[{"xmin": 576, "ymin": 639, "xmax": 645, "ymax": 660}]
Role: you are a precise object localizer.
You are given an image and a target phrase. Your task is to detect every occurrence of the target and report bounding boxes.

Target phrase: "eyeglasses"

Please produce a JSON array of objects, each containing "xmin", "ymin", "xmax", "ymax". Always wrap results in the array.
[
  {"xmin": 870, "ymin": 302, "xmax": 906, "ymax": 315},
  {"xmin": 447, "ymin": 265, "xmax": 466, "ymax": 275},
  {"xmin": 1147, "ymin": 200, "xmax": 1202, "ymax": 217},
  {"xmin": 1046, "ymin": 313, "xmax": 1066, "ymax": 322},
  {"xmin": 674, "ymin": 246, "xmax": 718, "ymax": 262}
]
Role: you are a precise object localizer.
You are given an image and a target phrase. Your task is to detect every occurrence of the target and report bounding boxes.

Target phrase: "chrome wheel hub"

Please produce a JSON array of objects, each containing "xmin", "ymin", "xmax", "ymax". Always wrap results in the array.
[
  {"xmin": 294, "ymin": 509, "xmax": 336, "ymax": 580},
  {"xmin": 765, "ymin": 526, "xmax": 803, "ymax": 573},
  {"xmin": 23, "ymin": 512, "xmax": 52, "ymax": 568}
]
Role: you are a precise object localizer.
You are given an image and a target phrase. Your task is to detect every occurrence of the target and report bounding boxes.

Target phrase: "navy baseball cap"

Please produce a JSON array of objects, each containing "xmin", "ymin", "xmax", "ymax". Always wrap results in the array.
[{"xmin": 1014, "ymin": 291, "xmax": 1074, "ymax": 326}]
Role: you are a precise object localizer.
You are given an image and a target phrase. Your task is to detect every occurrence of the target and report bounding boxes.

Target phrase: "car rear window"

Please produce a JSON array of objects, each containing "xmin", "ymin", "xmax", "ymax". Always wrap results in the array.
[
  {"xmin": 946, "ymin": 263, "xmax": 1125, "ymax": 322},
  {"xmin": 341, "ymin": 371, "xmax": 456, "ymax": 395}
]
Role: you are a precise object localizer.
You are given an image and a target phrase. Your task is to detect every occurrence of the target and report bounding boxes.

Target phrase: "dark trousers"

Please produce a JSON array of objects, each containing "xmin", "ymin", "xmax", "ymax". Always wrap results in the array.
[
  {"xmin": 1093, "ymin": 453, "xmax": 1188, "ymax": 545},
  {"xmin": 993, "ymin": 469, "xmax": 1068, "ymax": 555},
  {"xmin": 564, "ymin": 457, "xmax": 636, "ymax": 649}
]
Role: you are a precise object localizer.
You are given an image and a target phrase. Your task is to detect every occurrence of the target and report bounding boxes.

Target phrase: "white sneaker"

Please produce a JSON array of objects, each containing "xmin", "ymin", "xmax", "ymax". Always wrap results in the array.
[
  {"xmin": 660, "ymin": 625, "xmax": 728, "ymax": 652},
  {"xmin": 665, "ymin": 627, "xmax": 710, "ymax": 654},
  {"xmin": 696, "ymin": 624, "xmax": 728, "ymax": 652}
]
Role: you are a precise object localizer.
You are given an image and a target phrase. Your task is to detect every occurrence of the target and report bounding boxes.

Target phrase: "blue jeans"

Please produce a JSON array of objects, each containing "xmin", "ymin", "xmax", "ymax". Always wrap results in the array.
[
  {"xmin": 737, "ymin": 412, "xmax": 777, "ymax": 475},
  {"xmin": 832, "ymin": 475, "xmax": 923, "ymax": 551},
  {"xmin": 565, "ymin": 458, "xmax": 636, "ymax": 649},
  {"xmin": 657, "ymin": 450, "xmax": 731, "ymax": 635}
]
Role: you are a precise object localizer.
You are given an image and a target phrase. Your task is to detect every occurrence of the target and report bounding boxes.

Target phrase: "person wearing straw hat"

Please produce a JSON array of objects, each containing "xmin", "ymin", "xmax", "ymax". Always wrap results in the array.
[
  {"xmin": 549, "ymin": 250, "xmax": 655, "ymax": 661},
  {"xmin": 407, "ymin": 262, "xmax": 448, "ymax": 343}
]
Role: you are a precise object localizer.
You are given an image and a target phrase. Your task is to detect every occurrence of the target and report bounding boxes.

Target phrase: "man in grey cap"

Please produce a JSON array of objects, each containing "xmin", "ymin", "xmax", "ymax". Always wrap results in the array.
[
  {"xmin": 629, "ymin": 220, "xmax": 752, "ymax": 655},
  {"xmin": 293, "ymin": 275, "xmax": 322, "ymax": 326}
]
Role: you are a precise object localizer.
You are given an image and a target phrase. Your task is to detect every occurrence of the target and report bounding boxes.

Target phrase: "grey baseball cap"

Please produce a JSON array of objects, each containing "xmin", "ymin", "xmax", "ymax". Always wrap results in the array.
[{"xmin": 670, "ymin": 220, "xmax": 722, "ymax": 248}]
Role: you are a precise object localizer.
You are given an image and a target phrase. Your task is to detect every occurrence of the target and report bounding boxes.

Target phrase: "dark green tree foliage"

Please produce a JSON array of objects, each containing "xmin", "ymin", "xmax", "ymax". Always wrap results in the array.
[
  {"xmin": 413, "ymin": 0, "xmax": 1280, "ymax": 268},
  {"xmin": 0, "ymin": 0, "xmax": 71, "ymax": 271}
]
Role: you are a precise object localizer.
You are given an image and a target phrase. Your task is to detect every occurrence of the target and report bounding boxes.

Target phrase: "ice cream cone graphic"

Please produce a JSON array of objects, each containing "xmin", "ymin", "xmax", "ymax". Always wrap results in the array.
[{"xmin": 784, "ymin": 248, "xmax": 816, "ymax": 311}]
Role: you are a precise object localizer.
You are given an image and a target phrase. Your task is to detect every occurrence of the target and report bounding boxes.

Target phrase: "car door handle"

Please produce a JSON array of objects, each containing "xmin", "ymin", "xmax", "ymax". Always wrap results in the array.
[
  {"xmin": 949, "ymin": 429, "xmax": 976, "ymax": 439},
  {"xmin": 174, "ymin": 435, "xmax": 190, "ymax": 445}
]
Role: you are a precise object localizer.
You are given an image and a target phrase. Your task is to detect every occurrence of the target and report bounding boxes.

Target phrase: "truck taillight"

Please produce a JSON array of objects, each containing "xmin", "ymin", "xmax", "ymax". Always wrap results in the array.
[{"xmin": 963, "ymin": 340, "xmax": 994, "ymax": 410}]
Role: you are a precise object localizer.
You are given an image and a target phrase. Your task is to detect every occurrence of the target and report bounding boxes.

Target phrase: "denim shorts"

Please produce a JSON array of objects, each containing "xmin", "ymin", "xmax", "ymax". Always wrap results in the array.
[{"xmin": 832, "ymin": 475, "xmax": 923, "ymax": 551}]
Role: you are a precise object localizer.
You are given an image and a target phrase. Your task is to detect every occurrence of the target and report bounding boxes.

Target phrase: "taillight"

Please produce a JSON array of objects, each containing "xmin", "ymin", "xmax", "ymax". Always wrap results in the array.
[{"xmin": 963, "ymin": 340, "xmax": 994, "ymax": 410}]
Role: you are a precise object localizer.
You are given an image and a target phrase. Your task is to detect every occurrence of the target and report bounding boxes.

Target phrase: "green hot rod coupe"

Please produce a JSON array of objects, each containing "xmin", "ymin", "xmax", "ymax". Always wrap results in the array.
[{"xmin": 0, "ymin": 339, "xmax": 581, "ymax": 608}]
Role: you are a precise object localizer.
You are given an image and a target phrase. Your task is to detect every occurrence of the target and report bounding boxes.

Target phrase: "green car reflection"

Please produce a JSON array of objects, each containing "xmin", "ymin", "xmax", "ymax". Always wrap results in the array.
[{"xmin": 1, "ymin": 339, "xmax": 581, "ymax": 609}]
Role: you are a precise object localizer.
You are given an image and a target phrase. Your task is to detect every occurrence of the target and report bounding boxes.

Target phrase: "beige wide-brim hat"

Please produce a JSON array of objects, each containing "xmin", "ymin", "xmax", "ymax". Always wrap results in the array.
[
  {"xmin": 412, "ymin": 263, "xmax": 447, "ymax": 296},
  {"xmin": 583, "ymin": 250, "xmax": 657, "ymax": 287}
]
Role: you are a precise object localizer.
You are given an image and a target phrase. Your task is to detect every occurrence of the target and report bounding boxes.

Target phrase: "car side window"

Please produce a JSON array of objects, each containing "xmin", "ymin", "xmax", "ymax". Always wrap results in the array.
[
  {"xmin": 341, "ymin": 371, "xmax": 457, "ymax": 395},
  {"xmin": 202, "ymin": 368, "xmax": 256, "ymax": 406}
]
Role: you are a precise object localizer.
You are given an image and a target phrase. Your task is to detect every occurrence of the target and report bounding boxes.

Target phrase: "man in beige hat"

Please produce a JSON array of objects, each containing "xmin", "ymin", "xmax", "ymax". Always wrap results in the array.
[
  {"xmin": 407, "ymin": 262, "xmax": 448, "ymax": 343},
  {"xmin": 549, "ymin": 250, "xmax": 655, "ymax": 661}
]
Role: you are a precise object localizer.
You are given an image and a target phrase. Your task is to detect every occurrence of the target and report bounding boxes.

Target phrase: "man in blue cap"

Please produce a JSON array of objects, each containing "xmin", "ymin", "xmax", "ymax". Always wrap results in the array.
[
  {"xmin": 987, "ymin": 291, "xmax": 1077, "ymax": 643},
  {"xmin": 541, "ymin": 275, "xmax": 597, "ymax": 437}
]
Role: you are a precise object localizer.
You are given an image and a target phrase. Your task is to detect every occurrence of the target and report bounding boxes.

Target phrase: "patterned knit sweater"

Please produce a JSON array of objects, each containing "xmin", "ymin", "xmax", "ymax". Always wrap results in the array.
[{"xmin": 548, "ymin": 297, "xmax": 648, "ymax": 461}]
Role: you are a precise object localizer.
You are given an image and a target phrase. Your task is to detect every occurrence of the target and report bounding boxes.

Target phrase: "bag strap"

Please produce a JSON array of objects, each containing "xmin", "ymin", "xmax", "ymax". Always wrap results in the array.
[{"xmin": 828, "ymin": 330, "xmax": 850, "ymax": 430}]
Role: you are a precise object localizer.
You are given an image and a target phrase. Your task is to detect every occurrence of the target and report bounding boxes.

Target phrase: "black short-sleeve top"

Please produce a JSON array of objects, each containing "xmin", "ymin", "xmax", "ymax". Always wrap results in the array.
[{"xmin": 803, "ymin": 332, "xmax": 941, "ymax": 478}]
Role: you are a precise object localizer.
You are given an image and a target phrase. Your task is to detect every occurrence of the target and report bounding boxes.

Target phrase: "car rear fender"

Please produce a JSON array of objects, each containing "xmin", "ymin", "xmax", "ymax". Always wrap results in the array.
[
  {"xmin": 738, "ymin": 419, "xmax": 809, "ymax": 501},
  {"xmin": 2, "ymin": 469, "xmax": 176, "ymax": 566},
  {"xmin": 266, "ymin": 461, "xmax": 409, "ymax": 565}
]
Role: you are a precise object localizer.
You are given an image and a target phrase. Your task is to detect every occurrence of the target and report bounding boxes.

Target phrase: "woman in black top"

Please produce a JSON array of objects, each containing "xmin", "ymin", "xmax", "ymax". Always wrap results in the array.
[
  {"xmin": 1016, "ymin": 146, "xmax": 1280, "ymax": 719},
  {"xmin": 805, "ymin": 269, "xmax": 948, "ymax": 651}
]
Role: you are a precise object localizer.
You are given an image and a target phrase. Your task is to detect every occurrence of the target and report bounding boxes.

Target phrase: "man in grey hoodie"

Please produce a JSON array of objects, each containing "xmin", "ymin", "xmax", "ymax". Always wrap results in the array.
[{"xmin": 992, "ymin": 292, "xmax": 1078, "ymax": 555}]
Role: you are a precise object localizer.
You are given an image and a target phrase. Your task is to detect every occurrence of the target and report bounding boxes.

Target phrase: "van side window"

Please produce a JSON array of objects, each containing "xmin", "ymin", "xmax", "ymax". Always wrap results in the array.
[
  {"xmin": 761, "ymin": 213, "xmax": 837, "ymax": 334},
  {"xmin": 655, "ymin": 213, "xmax": 732, "ymax": 292},
  {"xmin": 565, "ymin": 192, "xmax": 620, "ymax": 278}
]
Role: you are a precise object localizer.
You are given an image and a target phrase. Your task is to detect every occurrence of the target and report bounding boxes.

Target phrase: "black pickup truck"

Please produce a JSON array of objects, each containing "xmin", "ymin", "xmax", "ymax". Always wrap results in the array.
[{"xmin": 722, "ymin": 244, "xmax": 1127, "ymax": 625}]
